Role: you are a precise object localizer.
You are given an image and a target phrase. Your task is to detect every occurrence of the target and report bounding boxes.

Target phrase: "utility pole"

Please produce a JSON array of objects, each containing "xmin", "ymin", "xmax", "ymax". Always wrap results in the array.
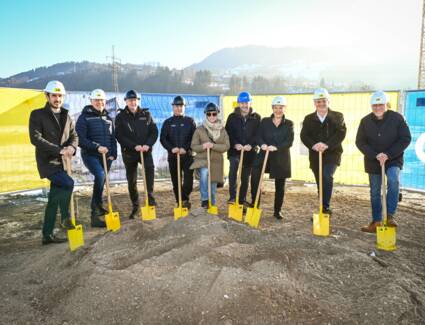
[
  {"xmin": 107, "ymin": 45, "xmax": 121, "ymax": 93},
  {"xmin": 418, "ymin": 0, "xmax": 425, "ymax": 88}
]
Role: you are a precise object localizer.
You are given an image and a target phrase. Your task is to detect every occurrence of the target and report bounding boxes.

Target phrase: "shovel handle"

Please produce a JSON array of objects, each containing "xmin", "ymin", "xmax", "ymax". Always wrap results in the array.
[
  {"xmin": 207, "ymin": 147, "xmax": 212, "ymax": 206},
  {"xmin": 62, "ymin": 157, "xmax": 76, "ymax": 225},
  {"xmin": 140, "ymin": 151, "xmax": 150, "ymax": 206},
  {"xmin": 176, "ymin": 152, "xmax": 183, "ymax": 208},
  {"xmin": 319, "ymin": 151, "xmax": 323, "ymax": 214},
  {"xmin": 381, "ymin": 163, "xmax": 387, "ymax": 224},
  {"xmin": 102, "ymin": 153, "xmax": 112, "ymax": 213},
  {"xmin": 253, "ymin": 149, "xmax": 270, "ymax": 208},
  {"xmin": 235, "ymin": 149, "xmax": 244, "ymax": 205}
]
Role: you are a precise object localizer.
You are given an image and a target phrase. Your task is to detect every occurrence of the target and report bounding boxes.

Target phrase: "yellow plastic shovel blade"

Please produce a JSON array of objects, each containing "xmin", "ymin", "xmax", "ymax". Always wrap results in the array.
[
  {"xmin": 376, "ymin": 225, "xmax": 396, "ymax": 251},
  {"xmin": 141, "ymin": 205, "xmax": 156, "ymax": 221},
  {"xmin": 174, "ymin": 206, "xmax": 189, "ymax": 220},
  {"xmin": 313, "ymin": 213, "xmax": 330, "ymax": 236},
  {"xmin": 245, "ymin": 207, "xmax": 262, "ymax": 228},
  {"xmin": 67, "ymin": 224, "xmax": 84, "ymax": 251},
  {"xmin": 228, "ymin": 203, "xmax": 243, "ymax": 222},
  {"xmin": 208, "ymin": 205, "xmax": 218, "ymax": 215},
  {"xmin": 105, "ymin": 211, "xmax": 121, "ymax": 232}
]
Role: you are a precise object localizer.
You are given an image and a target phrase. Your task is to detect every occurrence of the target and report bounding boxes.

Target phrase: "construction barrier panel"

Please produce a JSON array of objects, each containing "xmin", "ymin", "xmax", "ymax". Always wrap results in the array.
[
  {"xmin": 222, "ymin": 91, "xmax": 400, "ymax": 186},
  {"xmin": 401, "ymin": 90, "xmax": 425, "ymax": 190}
]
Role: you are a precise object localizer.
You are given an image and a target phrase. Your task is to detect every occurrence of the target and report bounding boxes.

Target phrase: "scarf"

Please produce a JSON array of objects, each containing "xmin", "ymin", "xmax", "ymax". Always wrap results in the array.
[{"xmin": 203, "ymin": 118, "xmax": 223, "ymax": 141}]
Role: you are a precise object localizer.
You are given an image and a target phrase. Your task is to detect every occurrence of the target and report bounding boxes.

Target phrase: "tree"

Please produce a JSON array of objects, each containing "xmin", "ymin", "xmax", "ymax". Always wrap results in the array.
[{"xmin": 193, "ymin": 70, "xmax": 212, "ymax": 92}]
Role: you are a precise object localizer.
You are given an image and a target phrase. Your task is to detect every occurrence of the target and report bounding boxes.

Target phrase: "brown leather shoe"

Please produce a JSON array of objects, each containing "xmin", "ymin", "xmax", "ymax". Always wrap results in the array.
[
  {"xmin": 386, "ymin": 215, "xmax": 398, "ymax": 227},
  {"xmin": 361, "ymin": 221, "xmax": 382, "ymax": 233}
]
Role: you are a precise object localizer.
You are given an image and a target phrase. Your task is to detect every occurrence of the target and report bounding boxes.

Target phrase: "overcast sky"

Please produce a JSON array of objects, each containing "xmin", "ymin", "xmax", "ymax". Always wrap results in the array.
[{"xmin": 0, "ymin": 0, "xmax": 421, "ymax": 77}]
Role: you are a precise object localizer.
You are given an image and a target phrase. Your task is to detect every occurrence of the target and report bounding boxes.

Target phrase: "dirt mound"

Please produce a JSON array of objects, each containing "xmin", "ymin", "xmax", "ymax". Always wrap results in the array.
[{"xmin": 0, "ymin": 184, "xmax": 424, "ymax": 324}]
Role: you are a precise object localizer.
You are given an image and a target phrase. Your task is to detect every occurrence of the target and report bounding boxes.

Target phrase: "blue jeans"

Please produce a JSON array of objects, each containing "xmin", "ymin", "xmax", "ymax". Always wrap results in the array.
[
  {"xmin": 312, "ymin": 163, "xmax": 337, "ymax": 210},
  {"xmin": 369, "ymin": 166, "xmax": 400, "ymax": 222},
  {"xmin": 43, "ymin": 170, "xmax": 74, "ymax": 237},
  {"xmin": 199, "ymin": 167, "xmax": 217, "ymax": 205},
  {"xmin": 82, "ymin": 154, "xmax": 112, "ymax": 210}
]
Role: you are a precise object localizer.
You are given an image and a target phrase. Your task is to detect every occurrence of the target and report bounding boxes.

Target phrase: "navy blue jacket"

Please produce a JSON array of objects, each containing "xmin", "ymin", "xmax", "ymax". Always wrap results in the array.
[
  {"xmin": 160, "ymin": 115, "xmax": 196, "ymax": 158},
  {"xmin": 225, "ymin": 107, "xmax": 261, "ymax": 165},
  {"xmin": 356, "ymin": 110, "xmax": 411, "ymax": 174},
  {"xmin": 76, "ymin": 105, "xmax": 117, "ymax": 159}
]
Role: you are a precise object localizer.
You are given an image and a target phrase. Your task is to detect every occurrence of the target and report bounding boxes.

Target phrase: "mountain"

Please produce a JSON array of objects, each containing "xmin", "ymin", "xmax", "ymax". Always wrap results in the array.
[{"xmin": 188, "ymin": 45, "xmax": 417, "ymax": 89}]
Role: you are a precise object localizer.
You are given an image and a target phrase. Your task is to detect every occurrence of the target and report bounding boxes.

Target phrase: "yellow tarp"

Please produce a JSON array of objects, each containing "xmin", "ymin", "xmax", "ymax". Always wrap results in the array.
[
  {"xmin": 0, "ymin": 88, "xmax": 48, "ymax": 193},
  {"xmin": 222, "ymin": 92, "xmax": 399, "ymax": 185}
]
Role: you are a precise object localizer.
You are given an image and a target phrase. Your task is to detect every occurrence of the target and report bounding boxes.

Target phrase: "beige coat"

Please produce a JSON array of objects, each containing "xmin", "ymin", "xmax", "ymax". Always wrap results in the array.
[{"xmin": 190, "ymin": 125, "xmax": 230, "ymax": 183}]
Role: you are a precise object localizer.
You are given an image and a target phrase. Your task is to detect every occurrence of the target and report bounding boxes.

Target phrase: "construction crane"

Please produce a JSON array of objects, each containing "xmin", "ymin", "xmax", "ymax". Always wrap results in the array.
[{"xmin": 418, "ymin": 0, "xmax": 425, "ymax": 88}]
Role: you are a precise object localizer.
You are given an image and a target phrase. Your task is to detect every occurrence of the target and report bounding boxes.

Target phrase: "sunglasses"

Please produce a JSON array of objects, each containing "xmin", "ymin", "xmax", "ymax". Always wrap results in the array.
[{"xmin": 206, "ymin": 112, "xmax": 217, "ymax": 117}]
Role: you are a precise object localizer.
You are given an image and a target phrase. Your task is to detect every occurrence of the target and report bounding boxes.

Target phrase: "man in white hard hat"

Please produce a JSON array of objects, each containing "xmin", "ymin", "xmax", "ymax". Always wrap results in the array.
[
  {"xmin": 76, "ymin": 89, "xmax": 117, "ymax": 227},
  {"xmin": 29, "ymin": 80, "xmax": 79, "ymax": 245},
  {"xmin": 301, "ymin": 88, "xmax": 347, "ymax": 217},
  {"xmin": 356, "ymin": 91, "xmax": 411, "ymax": 233}
]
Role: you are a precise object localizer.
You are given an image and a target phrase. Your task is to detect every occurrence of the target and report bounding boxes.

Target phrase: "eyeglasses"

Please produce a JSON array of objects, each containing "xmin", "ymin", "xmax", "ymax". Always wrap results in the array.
[{"xmin": 206, "ymin": 112, "xmax": 217, "ymax": 117}]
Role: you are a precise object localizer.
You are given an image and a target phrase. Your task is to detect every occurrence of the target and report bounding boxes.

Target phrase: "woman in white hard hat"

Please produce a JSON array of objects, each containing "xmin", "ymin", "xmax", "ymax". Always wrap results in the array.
[
  {"xmin": 356, "ymin": 91, "xmax": 411, "ymax": 233},
  {"xmin": 251, "ymin": 96, "xmax": 294, "ymax": 220}
]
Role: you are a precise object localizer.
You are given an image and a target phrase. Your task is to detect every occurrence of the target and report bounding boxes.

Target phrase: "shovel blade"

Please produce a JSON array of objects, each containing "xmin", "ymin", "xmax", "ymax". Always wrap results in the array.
[
  {"xmin": 245, "ymin": 207, "xmax": 262, "ymax": 228},
  {"xmin": 105, "ymin": 211, "xmax": 121, "ymax": 232},
  {"xmin": 174, "ymin": 207, "xmax": 189, "ymax": 220},
  {"xmin": 208, "ymin": 205, "xmax": 218, "ymax": 215},
  {"xmin": 67, "ymin": 224, "xmax": 84, "ymax": 251},
  {"xmin": 228, "ymin": 203, "xmax": 243, "ymax": 222},
  {"xmin": 376, "ymin": 225, "xmax": 397, "ymax": 251},
  {"xmin": 313, "ymin": 213, "xmax": 330, "ymax": 237},
  {"xmin": 141, "ymin": 205, "xmax": 156, "ymax": 221}
]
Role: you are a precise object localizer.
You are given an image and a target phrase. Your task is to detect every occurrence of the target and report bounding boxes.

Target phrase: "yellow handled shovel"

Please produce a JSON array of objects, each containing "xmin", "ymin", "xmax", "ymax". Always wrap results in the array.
[
  {"xmin": 228, "ymin": 149, "xmax": 244, "ymax": 221},
  {"xmin": 313, "ymin": 151, "xmax": 330, "ymax": 236},
  {"xmin": 102, "ymin": 153, "xmax": 121, "ymax": 232},
  {"xmin": 376, "ymin": 163, "xmax": 397, "ymax": 251},
  {"xmin": 64, "ymin": 157, "xmax": 84, "ymax": 251},
  {"xmin": 140, "ymin": 151, "xmax": 156, "ymax": 221},
  {"xmin": 174, "ymin": 152, "xmax": 189, "ymax": 220},
  {"xmin": 245, "ymin": 149, "xmax": 270, "ymax": 228},
  {"xmin": 207, "ymin": 147, "xmax": 218, "ymax": 215}
]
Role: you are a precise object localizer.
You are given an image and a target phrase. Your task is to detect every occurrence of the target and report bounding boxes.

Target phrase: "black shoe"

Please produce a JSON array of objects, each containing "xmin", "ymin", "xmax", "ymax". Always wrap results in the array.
[
  {"xmin": 201, "ymin": 200, "xmax": 209, "ymax": 208},
  {"xmin": 323, "ymin": 208, "xmax": 332, "ymax": 216},
  {"xmin": 182, "ymin": 200, "xmax": 191, "ymax": 209},
  {"xmin": 148, "ymin": 196, "xmax": 157, "ymax": 206},
  {"xmin": 227, "ymin": 198, "xmax": 235, "ymax": 204},
  {"xmin": 42, "ymin": 234, "xmax": 67, "ymax": 245},
  {"xmin": 129, "ymin": 206, "xmax": 139, "ymax": 220},
  {"xmin": 60, "ymin": 218, "xmax": 76, "ymax": 230},
  {"xmin": 91, "ymin": 215, "xmax": 106, "ymax": 228},
  {"xmin": 96, "ymin": 204, "xmax": 108, "ymax": 215},
  {"xmin": 274, "ymin": 212, "xmax": 283, "ymax": 220}
]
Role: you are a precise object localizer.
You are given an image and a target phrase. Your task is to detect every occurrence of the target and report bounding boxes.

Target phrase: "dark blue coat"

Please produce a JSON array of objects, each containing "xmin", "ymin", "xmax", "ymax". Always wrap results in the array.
[
  {"xmin": 76, "ymin": 105, "xmax": 117, "ymax": 159},
  {"xmin": 160, "ymin": 115, "xmax": 196, "ymax": 158}
]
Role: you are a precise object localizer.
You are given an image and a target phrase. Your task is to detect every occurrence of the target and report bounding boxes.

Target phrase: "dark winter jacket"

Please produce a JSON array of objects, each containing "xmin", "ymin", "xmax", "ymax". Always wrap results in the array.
[
  {"xmin": 225, "ymin": 107, "xmax": 261, "ymax": 165},
  {"xmin": 115, "ymin": 106, "xmax": 158, "ymax": 167},
  {"xmin": 29, "ymin": 103, "xmax": 78, "ymax": 178},
  {"xmin": 160, "ymin": 115, "xmax": 196, "ymax": 159},
  {"xmin": 300, "ymin": 109, "xmax": 347, "ymax": 168},
  {"xmin": 253, "ymin": 115, "xmax": 294, "ymax": 179},
  {"xmin": 75, "ymin": 105, "xmax": 117, "ymax": 159},
  {"xmin": 355, "ymin": 110, "xmax": 411, "ymax": 174}
]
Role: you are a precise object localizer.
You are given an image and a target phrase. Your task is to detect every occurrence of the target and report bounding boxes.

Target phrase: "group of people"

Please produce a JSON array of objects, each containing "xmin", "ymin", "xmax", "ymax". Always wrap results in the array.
[{"xmin": 29, "ymin": 80, "xmax": 411, "ymax": 245}]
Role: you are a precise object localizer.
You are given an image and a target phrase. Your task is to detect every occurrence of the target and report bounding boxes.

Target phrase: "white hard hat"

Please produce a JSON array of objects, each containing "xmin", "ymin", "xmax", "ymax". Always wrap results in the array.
[
  {"xmin": 89, "ymin": 89, "xmax": 106, "ymax": 100},
  {"xmin": 370, "ymin": 91, "xmax": 388, "ymax": 105},
  {"xmin": 44, "ymin": 80, "xmax": 66, "ymax": 95},
  {"xmin": 313, "ymin": 88, "xmax": 330, "ymax": 100},
  {"xmin": 272, "ymin": 96, "xmax": 287, "ymax": 106}
]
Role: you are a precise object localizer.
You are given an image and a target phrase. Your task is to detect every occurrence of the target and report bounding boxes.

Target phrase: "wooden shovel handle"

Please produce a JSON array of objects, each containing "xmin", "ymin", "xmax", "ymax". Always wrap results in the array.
[
  {"xmin": 253, "ymin": 149, "xmax": 270, "ymax": 208},
  {"xmin": 176, "ymin": 152, "xmax": 183, "ymax": 208},
  {"xmin": 207, "ymin": 147, "xmax": 212, "ymax": 205},
  {"xmin": 235, "ymin": 149, "xmax": 244, "ymax": 205},
  {"xmin": 381, "ymin": 163, "xmax": 387, "ymax": 224},
  {"xmin": 319, "ymin": 151, "xmax": 323, "ymax": 214},
  {"xmin": 140, "ymin": 151, "xmax": 150, "ymax": 206},
  {"xmin": 62, "ymin": 156, "xmax": 76, "ymax": 224},
  {"xmin": 102, "ymin": 153, "xmax": 112, "ymax": 212}
]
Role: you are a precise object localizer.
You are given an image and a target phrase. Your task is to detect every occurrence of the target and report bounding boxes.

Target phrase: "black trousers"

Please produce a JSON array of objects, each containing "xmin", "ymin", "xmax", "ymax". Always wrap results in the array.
[
  {"xmin": 123, "ymin": 158, "xmax": 154, "ymax": 208},
  {"xmin": 168, "ymin": 154, "xmax": 194, "ymax": 203},
  {"xmin": 228, "ymin": 155, "xmax": 254, "ymax": 203},
  {"xmin": 251, "ymin": 166, "xmax": 286, "ymax": 214}
]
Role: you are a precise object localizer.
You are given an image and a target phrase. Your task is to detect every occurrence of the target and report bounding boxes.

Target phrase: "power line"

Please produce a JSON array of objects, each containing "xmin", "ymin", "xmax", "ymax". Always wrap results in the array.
[{"xmin": 106, "ymin": 45, "xmax": 121, "ymax": 93}]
